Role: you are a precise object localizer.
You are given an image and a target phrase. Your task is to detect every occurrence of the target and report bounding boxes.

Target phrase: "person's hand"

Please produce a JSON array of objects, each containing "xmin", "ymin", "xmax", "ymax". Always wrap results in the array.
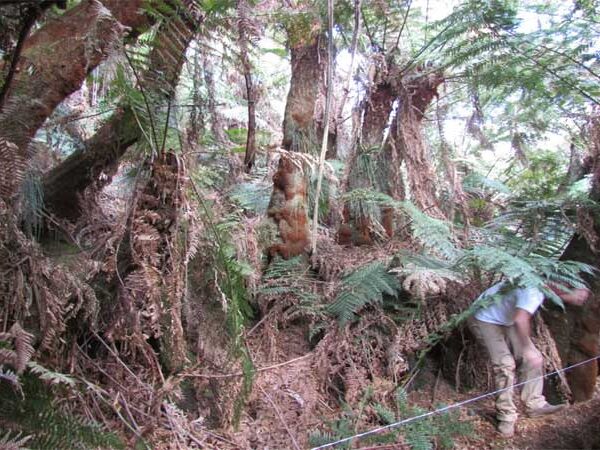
[
  {"xmin": 548, "ymin": 284, "xmax": 591, "ymax": 306},
  {"xmin": 560, "ymin": 287, "xmax": 591, "ymax": 306},
  {"xmin": 523, "ymin": 346, "xmax": 543, "ymax": 368}
]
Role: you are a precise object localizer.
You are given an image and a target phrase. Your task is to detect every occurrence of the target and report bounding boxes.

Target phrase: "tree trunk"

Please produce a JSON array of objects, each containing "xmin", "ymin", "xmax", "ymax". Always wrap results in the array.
[
  {"xmin": 542, "ymin": 113, "xmax": 600, "ymax": 402},
  {"xmin": 396, "ymin": 71, "xmax": 445, "ymax": 218},
  {"xmin": 204, "ymin": 54, "xmax": 228, "ymax": 143},
  {"xmin": 542, "ymin": 234, "xmax": 600, "ymax": 402},
  {"xmin": 340, "ymin": 61, "xmax": 395, "ymax": 244},
  {"xmin": 187, "ymin": 45, "xmax": 206, "ymax": 144},
  {"xmin": 237, "ymin": 0, "xmax": 258, "ymax": 173},
  {"xmin": 380, "ymin": 109, "xmax": 406, "ymax": 237},
  {"xmin": 0, "ymin": 1, "xmax": 56, "ymax": 111},
  {"xmin": 0, "ymin": 0, "xmax": 149, "ymax": 155},
  {"xmin": 42, "ymin": 7, "xmax": 197, "ymax": 221},
  {"xmin": 105, "ymin": 151, "xmax": 190, "ymax": 373},
  {"xmin": 267, "ymin": 32, "xmax": 324, "ymax": 259}
]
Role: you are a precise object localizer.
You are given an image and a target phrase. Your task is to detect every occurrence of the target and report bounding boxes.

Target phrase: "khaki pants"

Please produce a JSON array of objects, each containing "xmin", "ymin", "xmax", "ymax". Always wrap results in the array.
[{"xmin": 469, "ymin": 318, "xmax": 547, "ymax": 423}]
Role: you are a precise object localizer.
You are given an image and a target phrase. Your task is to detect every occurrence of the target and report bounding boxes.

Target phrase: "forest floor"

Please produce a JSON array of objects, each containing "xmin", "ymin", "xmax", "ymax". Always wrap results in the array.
[
  {"xmin": 421, "ymin": 378, "xmax": 600, "ymax": 450},
  {"xmin": 224, "ymin": 325, "xmax": 600, "ymax": 450}
]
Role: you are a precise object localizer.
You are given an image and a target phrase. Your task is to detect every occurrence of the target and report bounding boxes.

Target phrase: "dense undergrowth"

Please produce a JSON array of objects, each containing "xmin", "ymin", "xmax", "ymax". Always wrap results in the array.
[{"xmin": 1, "ymin": 0, "xmax": 600, "ymax": 449}]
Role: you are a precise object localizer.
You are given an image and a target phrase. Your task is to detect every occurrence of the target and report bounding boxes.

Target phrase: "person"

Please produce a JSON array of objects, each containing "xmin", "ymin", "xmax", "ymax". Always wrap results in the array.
[{"xmin": 469, "ymin": 281, "xmax": 590, "ymax": 437}]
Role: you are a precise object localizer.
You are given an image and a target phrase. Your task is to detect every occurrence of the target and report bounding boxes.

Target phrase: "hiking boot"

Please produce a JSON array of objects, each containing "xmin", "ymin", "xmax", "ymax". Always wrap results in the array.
[
  {"xmin": 527, "ymin": 403, "xmax": 566, "ymax": 418},
  {"xmin": 497, "ymin": 421, "xmax": 515, "ymax": 438}
]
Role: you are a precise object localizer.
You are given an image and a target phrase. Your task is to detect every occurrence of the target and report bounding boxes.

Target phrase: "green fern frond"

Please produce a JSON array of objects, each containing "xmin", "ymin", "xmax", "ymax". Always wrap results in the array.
[
  {"xmin": 459, "ymin": 244, "xmax": 543, "ymax": 286},
  {"xmin": 373, "ymin": 403, "xmax": 396, "ymax": 425},
  {"xmin": 228, "ymin": 181, "xmax": 272, "ymax": 215},
  {"xmin": 0, "ymin": 374, "xmax": 124, "ymax": 450},
  {"xmin": 327, "ymin": 262, "xmax": 401, "ymax": 324},
  {"xmin": 399, "ymin": 201, "xmax": 457, "ymax": 259},
  {"xmin": 27, "ymin": 362, "xmax": 77, "ymax": 387}
]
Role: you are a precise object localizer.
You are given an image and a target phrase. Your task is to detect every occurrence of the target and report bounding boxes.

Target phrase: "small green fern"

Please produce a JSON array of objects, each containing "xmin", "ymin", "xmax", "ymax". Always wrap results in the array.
[
  {"xmin": 190, "ymin": 182, "xmax": 255, "ymax": 427},
  {"xmin": 327, "ymin": 262, "xmax": 401, "ymax": 324},
  {"xmin": 309, "ymin": 386, "xmax": 473, "ymax": 449},
  {"xmin": 0, "ymin": 374, "xmax": 124, "ymax": 450}
]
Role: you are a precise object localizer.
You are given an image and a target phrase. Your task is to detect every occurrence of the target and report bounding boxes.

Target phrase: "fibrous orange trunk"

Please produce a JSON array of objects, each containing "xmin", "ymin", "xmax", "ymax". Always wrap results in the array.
[{"xmin": 268, "ymin": 32, "xmax": 324, "ymax": 259}]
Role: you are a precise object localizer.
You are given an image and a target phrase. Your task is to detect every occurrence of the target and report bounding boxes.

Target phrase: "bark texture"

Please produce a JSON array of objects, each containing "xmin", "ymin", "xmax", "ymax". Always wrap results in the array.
[
  {"xmin": 237, "ymin": 0, "xmax": 258, "ymax": 173},
  {"xmin": 106, "ymin": 151, "xmax": 189, "ymax": 373},
  {"xmin": 0, "ymin": 0, "xmax": 149, "ymax": 154},
  {"xmin": 204, "ymin": 54, "xmax": 228, "ymax": 143},
  {"xmin": 543, "ymin": 113, "xmax": 600, "ymax": 402},
  {"xmin": 396, "ymin": 72, "xmax": 445, "ymax": 218},
  {"xmin": 267, "ymin": 32, "xmax": 324, "ymax": 259},
  {"xmin": 340, "ymin": 61, "xmax": 396, "ymax": 245}
]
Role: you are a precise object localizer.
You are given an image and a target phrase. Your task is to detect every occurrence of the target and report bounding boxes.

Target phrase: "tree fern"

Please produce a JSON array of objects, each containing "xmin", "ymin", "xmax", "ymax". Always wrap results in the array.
[
  {"xmin": 342, "ymin": 189, "xmax": 457, "ymax": 255},
  {"xmin": 327, "ymin": 262, "xmax": 401, "ymax": 324}
]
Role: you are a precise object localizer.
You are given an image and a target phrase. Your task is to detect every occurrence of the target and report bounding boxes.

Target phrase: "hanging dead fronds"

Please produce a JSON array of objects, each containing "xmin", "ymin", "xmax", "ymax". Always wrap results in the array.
[
  {"xmin": 0, "ymin": 323, "xmax": 35, "ymax": 374},
  {"xmin": 0, "ymin": 198, "xmax": 98, "ymax": 352},
  {"xmin": 394, "ymin": 70, "xmax": 445, "ymax": 219},
  {"xmin": 106, "ymin": 151, "xmax": 189, "ymax": 373},
  {"xmin": 0, "ymin": 138, "xmax": 25, "ymax": 201}
]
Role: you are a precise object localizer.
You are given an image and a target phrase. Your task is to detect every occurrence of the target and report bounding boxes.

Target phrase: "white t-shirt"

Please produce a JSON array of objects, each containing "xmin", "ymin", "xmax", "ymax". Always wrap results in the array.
[{"xmin": 474, "ymin": 282, "xmax": 544, "ymax": 326}]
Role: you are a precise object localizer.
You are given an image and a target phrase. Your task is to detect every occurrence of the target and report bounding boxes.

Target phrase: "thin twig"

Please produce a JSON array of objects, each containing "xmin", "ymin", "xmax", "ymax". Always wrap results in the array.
[
  {"xmin": 202, "ymin": 429, "xmax": 239, "ymax": 447},
  {"xmin": 259, "ymin": 385, "xmax": 301, "ymax": 450},
  {"xmin": 190, "ymin": 353, "xmax": 313, "ymax": 379},
  {"xmin": 92, "ymin": 331, "xmax": 147, "ymax": 385},
  {"xmin": 311, "ymin": 0, "xmax": 335, "ymax": 255}
]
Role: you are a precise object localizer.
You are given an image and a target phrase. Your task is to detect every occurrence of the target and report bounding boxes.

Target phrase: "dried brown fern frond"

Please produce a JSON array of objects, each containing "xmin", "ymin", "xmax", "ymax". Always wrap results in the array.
[
  {"xmin": 0, "ymin": 322, "xmax": 34, "ymax": 374},
  {"xmin": 0, "ymin": 137, "xmax": 25, "ymax": 200},
  {"xmin": 0, "ymin": 197, "xmax": 98, "ymax": 352},
  {"xmin": 0, "ymin": 431, "xmax": 32, "ymax": 450},
  {"xmin": 108, "ymin": 152, "xmax": 189, "ymax": 372}
]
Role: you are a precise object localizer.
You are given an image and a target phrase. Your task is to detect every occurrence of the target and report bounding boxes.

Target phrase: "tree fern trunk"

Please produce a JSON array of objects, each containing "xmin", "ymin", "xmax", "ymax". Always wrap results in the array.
[
  {"xmin": 267, "ymin": 29, "xmax": 325, "ymax": 259},
  {"xmin": 203, "ymin": 54, "xmax": 228, "ymax": 144},
  {"xmin": 395, "ymin": 71, "xmax": 445, "ymax": 219},
  {"xmin": 341, "ymin": 61, "xmax": 395, "ymax": 243},
  {"xmin": 542, "ymin": 113, "xmax": 600, "ymax": 401},
  {"xmin": 237, "ymin": 0, "xmax": 258, "ymax": 173}
]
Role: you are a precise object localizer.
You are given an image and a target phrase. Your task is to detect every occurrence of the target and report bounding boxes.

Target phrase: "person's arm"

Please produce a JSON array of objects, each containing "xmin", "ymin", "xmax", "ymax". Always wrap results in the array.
[{"xmin": 513, "ymin": 308, "xmax": 543, "ymax": 367}]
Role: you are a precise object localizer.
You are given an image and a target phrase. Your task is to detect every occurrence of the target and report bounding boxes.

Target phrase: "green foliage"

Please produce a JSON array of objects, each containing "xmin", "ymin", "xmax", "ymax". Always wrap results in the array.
[
  {"xmin": 342, "ymin": 189, "xmax": 457, "ymax": 257},
  {"xmin": 225, "ymin": 127, "xmax": 248, "ymax": 144},
  {"xmin": 384, "ymin": 388, "xmax": 473, "ymax": 450},
  {"xmin": 505, "ymin": 150, "xmax": 568, "ymax": 199},
  {"xmin": 228, "ymin": 180, "xmax": 272, "ymax": 215},
  {"xmin": 259, "ymin": 256, "xmax": 322, "ymax": 307},
  {"xmin": 0, "ymin": 374, "xmax": 124, "ymax": 450},
  {"xmin": 190, "ymin": 185, "xmax": 255, "ymax": 426},
  {"xmin": 462, "ymin": 171, "xmax": 511, "ymax": 196},
  {"xmin": 429, "ymin": 0, "xmax": 600, "ymax": 153},
  {"xmin": 345, "ymin": 150, "xmax": 386, "ymax": 227},
  {"xmin": 327, "ymin": 262, "xmax": 401, "ymax": 324},
  {"xmin": 199, "ymin": 0, "xmax": 236, "ymax": 15},
  {"xmin": 309, "ymin": 386, "xmax": 473, "ymax": 449},
  {"xmin": 276, "ymin": 9, "xmax": 322, "ymax": 47}
]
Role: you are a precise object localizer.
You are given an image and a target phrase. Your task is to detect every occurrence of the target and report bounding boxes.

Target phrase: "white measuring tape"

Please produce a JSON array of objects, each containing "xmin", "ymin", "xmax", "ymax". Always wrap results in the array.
[{"xmin": 311, "ymin": 354, "xmax": 600, "ymax": 449}]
